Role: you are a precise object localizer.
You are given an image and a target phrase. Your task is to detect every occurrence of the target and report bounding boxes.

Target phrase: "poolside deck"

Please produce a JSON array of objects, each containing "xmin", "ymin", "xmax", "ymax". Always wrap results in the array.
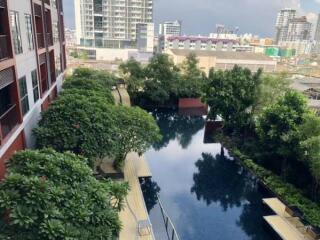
[
  {"xmin": 263, "ymin": 198, "xmax": 314, "ymax": 240},
  {"xmin": 119, "ymin": 152, "xmax": 154, "ymax": 240}
]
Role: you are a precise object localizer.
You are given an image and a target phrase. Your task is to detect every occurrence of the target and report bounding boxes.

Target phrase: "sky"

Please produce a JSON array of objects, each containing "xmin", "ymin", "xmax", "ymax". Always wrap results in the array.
[{"xmin": 63, "ymin": 0, "xmax": 320, "ymax": 37}]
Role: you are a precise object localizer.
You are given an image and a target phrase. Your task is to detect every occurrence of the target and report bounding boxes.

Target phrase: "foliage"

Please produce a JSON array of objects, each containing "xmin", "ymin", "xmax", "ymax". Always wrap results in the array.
[
  {"xmin": 203, "ymin": 65, "xmax": 263, "ymax": 131},
  {"xmin": 72, "ymin": 68, "xmax": 118, "ymax": 89},
  {"xmin": 232, "ymin": 149, "xmax": 320, "ymax": 228},
  {"xmin": 178, "ymin": 53, "xmax": 205, "ymax": 98},
  {"xmin": 119, "ymin": 58, "xmax": 145, "ymax": 100},
  {"xmin": 144, "ymin": 54, "xmax": 180, "ymax": 104},
  {"xmin": 256, "ymin": 91, "xmax": 309, "ymax": 164},
  {"xmin": 253, "ymin": 72, "xmax": 291, "ymax": 115},
  {"xmin": 0, "ymin": 149, "xmax": 128, "ymax": 240},
  {"xmin": 113, "ymin": 106, "xmax": 161, "ymax": 169},
  {"xmin": 33, "ymin": 94, "xmax": 119, "ymax": 162}
]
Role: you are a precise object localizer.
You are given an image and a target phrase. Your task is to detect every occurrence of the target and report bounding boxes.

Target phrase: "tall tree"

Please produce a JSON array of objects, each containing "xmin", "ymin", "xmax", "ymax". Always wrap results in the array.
[
  {"xmin": 113, "ymin": 106, "xmax": 161, "ymax": 169},
  {"xmin": 144, "ymin": 54, "xmax": 180, "ymax": 104},
  {"xmin": 0, "ymin": 149, "xmax": 128, "ymax": 240},
  {"xmin": 256, "ymin": 91, "xmax": 309, "ymax": 174},
  {"xmin": 203, "ymin": 66, "xmax": 263, "ymax": 131},
  {"xmin": 178, "ymin": 53, "xmax": 205, "ymax": 98},
  {"xmin": 33, "ymin": 93, "xmax": 119, "ymax": 164}
]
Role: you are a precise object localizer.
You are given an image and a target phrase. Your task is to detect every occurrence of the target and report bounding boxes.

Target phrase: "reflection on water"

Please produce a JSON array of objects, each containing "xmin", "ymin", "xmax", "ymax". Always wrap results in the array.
[{"xmin": 144, "ymin": 110, "xmax": 275, "ymax": 240}]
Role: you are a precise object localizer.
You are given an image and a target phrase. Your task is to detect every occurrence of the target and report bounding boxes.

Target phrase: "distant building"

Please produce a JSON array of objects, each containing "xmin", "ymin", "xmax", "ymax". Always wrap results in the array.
[
  {"xmin": 166, "ymin": 49, "xmax": 277, "ymax": 75},
  {"xmin": 159, "ymin": 20, "xmax": 182, "ymax": 37},
  {"xmin": 286, "ymin": 17, "xmax": 312, "ymax": 42},
  {"xmin": 290, "ymin": 77, "xmax": 320, "ymax": 112},
  {"xmin": 164, "ymin": 35, "xmax": 253, "ymax": 53},
  {"xmin": 65, "ymin": 28, "xmax": 77, "ymax": 48},
  {"xmin": 275, "ymin": 8, "xmax": 296, "ymax": 44},
  {"xmin": 158, "ymin": 20, "xmax": 181, "ymax": 52},
  {"xmin": 312, "ymin": 14, "xmax": 320, "ymax": 54},
  {"xmin": 74, "ymin": 0, "xmax": 154, "ymax": 61},
  {"xmin": 136, "ymin": 23, "xmax": 155, "ymax": 52}
]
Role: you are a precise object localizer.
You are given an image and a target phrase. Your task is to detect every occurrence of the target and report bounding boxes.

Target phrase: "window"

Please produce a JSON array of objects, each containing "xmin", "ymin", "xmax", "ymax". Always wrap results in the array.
[
  {"xmin": 25, "ymin": 14, "xmax": 34, "ymax": 50},
  {"xmin": 10, "ymin": 11, "xmax": 23, "ymax": 54},
  {"xmin": 31, "ymin": 70, "xmax": 39, "ymax": 102},
  {"xmin": 18, "ymin": 76, "xmax": 29, "ymax": 116}
]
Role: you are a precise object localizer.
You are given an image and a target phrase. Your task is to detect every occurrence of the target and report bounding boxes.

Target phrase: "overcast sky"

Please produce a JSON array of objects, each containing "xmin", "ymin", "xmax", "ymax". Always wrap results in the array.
[{"xmin": 63, "ymin": 0, "xmax": 320, "ymax": 37}]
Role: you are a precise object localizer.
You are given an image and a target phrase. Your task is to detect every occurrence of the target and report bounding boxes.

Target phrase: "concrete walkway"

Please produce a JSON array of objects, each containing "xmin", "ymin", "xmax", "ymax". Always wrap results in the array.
[{"xmin": 112, "ymin": 88, "xmax": 155, "ymax": 240}]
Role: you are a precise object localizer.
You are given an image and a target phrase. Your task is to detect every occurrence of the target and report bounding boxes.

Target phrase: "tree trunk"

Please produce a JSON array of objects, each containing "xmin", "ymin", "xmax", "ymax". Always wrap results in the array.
[{"xmin": 113, "ymin": 152, "xmax": 127, "ymax": 171}]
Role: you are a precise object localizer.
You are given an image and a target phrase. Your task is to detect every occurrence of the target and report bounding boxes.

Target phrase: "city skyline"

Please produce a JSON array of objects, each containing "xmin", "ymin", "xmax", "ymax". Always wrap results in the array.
[{"xmin": 63, "ymin": 0, "xmax": 320, "ymax": 37}]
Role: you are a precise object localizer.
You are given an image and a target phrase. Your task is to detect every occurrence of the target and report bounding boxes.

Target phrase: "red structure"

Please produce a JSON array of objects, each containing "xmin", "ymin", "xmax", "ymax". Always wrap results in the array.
[{"xmin": 178, "ymin": 98, "xmax": 208, "ymax": 116}]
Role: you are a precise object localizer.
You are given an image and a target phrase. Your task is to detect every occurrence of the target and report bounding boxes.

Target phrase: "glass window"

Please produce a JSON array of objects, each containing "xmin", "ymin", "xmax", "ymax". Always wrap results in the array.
[
  {"xmin": 10, "ymin": 11, "xmax": 23, "ymax": 54},
  {"xmin": 18, "ymin": 76, "xmax": 29, "ymax": 116},
  {"xmin": 25, "ymin": 14, "xmax": 34, "ymax": 51},
  {"xmin": 31, "ymin": 70, "xmax": 39, "ymax": 102}
]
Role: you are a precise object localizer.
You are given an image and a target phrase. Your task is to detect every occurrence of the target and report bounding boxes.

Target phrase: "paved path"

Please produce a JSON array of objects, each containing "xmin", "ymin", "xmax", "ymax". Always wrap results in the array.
[{"xmin": 112, "ymin": 88, "xmax": 154, "ymax": 240}]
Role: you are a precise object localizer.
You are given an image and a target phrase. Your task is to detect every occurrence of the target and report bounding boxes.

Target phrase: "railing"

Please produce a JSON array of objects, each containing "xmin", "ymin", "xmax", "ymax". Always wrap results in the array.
[
  {"xmin": 157, "ymin": 195, "xmax": 180, "ymax": 240},
  {"xmin": 47, "ymin": 33, "xmax": 53, "ymax": 46},
  {"xmin": 0, "ymin": 104, "xmax": 19, "ymax": 143},
  {"xmin": 37, "ymin": 33, "xmax": 45, "ymax": 49},
  {"xmin": 0, "ymin": 35, "xmax": 10, "ymax": 61}
]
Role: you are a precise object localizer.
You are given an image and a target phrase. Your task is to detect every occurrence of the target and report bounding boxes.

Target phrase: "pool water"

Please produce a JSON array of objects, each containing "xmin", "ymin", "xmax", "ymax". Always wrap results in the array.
[{"xmin": 142, "ymin": 110, "xmax": 276, "ymax": 240}]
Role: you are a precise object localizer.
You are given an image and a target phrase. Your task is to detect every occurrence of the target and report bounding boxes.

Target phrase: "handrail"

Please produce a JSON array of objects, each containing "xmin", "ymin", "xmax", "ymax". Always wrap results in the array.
[
  {"xmin": 0, "ymin": 104, "xmax": 16, "ymax": 120},
  {"xmin": 157, "ymin": 194, "xmax": 181, "ymax": 240}
]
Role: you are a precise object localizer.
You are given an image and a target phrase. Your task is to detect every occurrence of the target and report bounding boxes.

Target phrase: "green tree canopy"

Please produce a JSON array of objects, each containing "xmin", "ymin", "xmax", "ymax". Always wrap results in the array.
[
  {"xmin": 113, "ymin": 106, "xmax": 161, "ymax": 169},
  {"xmin": 203, "ymin": 65, "xmax": 263, "ymax": 131},
  {"xmin": 256, "ymin": 91, "xmax": 310, "ymax": 170},
  {"xmin": 144, "ymin": 54, "xmax": 180, "ymax": 104},
  {"xmin": 33, "ymin": 94, "xmax": 119, "ymax": 162},
  {"xmin": 0, "ymin": 149, "xmax": 128, "ymax": 240},
  {"xmin": 178, "ymin": 53, "xmax": 205, "ymax": 98}
]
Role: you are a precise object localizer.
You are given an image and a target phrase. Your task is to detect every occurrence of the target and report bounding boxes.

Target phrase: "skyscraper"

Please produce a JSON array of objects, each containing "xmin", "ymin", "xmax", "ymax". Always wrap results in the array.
[
  {"xmin": 287, "ymin": 16, "xmax": 312, "ymax": 41},
  {"xmin": 75, "ymin": 0, "xmax": 153, "ymax": 49},
  {"xmin": 275, "ymin": 8, "xmax": 296, "ymax": 43},
  {"xmin": 314, "ymin": 14, "xmax": 320, "ymax": 42}
]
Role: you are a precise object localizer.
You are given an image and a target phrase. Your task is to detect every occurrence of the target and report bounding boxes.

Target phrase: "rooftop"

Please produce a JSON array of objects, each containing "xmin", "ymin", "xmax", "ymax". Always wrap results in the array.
[
  {"xmin": 169, "ymin": 49, "xmax": 275, "ymax": 61},
  {"xmin": 167, "ymin": 35, "xmax": 238, "ymax": 44}
]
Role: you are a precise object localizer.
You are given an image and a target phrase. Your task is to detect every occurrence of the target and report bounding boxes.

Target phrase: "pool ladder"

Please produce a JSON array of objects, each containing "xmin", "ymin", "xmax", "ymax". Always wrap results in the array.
[{"xmin": 157, "ymin": 194, "xmax": 181, "ymax": 240}]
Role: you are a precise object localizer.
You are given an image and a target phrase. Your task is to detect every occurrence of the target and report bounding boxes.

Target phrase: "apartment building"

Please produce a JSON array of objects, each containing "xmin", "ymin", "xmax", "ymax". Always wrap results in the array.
[
  {"xmin": 158, "ymin": 20, "xmax": 181, "ymax": 52},
  {"xmin": 75, "ymin": 0, "xmax": 153, "ymax": 47},
  {"xmin": 164, "ymin": 35, "xmax": 253, "ymax": 53},
  {"xmin": 0, "ymin": 0, "xmax": 66, "ymax": 178},
  {"xmin": 275, "ymin": 8, "xmax": 296, "ymax": 44}
]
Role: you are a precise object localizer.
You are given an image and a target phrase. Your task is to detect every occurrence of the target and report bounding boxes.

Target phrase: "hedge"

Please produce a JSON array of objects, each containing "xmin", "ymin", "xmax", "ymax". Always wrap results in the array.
[{"xmin": 232, "ymin": 148, "xmax": 320, "ymax": 228}]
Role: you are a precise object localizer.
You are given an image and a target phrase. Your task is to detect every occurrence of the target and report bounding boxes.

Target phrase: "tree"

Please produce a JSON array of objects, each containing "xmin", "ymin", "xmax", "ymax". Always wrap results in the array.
[
  {"xmin": 113, "ymin": 106, "xmax": 161, "ymax": 169},
  {"xmin": 72, "ymin": 68, "xmax": 117, "ymax": 89},
  {"xmin": 202, "ymin": 66, "xmax": 263, "ymax": 131},
  {"xmin": 0, "ymin": 149, "xmax": 128, "ymax": 240},
  {"xmin": 119, "ymin": 58, "xmax": 145, "ymax": 101},
  {"xmin": 253, "ymin": 72, "xmax": 291, "ymax": 115},
  {"xmin": 178, "ymin": 53, "xmax": 205, "ymax": 98},
  {"xmin": 256, "ymin": 91, "xmax": 309, "ymax": 174},
  {"xmin": 144, "ymin": 54, "xmax": 180, "ymax": 104},
  {"xmin": 33, "ymin": 93, "xmax": 119, "ymax": 164}
]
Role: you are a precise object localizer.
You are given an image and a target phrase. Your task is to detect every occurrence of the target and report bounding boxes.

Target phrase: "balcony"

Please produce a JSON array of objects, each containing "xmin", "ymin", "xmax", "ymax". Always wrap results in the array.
[
  {"xmin": 0, "ymin": 104, "xmax": 19, "ymax": 143},
  {"xmin": 0, "ymin": 35, "xmax": 10, "ymax": 61},
  {"xmin": 37, "ymin": 33, "xmax": 45, "ymax": 49}
]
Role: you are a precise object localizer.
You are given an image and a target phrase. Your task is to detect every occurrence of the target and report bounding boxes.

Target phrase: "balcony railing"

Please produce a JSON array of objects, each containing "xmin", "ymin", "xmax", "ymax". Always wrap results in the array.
[
  {"xmin": 0, "ymin": 104, "xmax": 19, "ymax": 142},
  {"xmin": 37, "ymin": 33, "xmax": 45, "ymax": 49},
  {"xmin": 47, "ymin": 33, "xmax": 53, "ymax": 46},
  {"xmin": 0, "ymin": 35, "xmax": 10, "ymax": 61}
]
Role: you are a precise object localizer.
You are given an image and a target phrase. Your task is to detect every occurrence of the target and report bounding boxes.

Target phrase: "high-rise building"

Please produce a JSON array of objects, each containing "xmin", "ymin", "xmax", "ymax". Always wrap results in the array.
[
  {"xmin": 158, "ymin": 20, "xmax": 181, "ymax": 52},
  {"xmin": 0, "ymin": 0, "xmax": 66, "ymax": 178},
  {"xmin": 75, "ymin": 0, "xmax": 153, "ymax": 49},
  {"xmin": 136, "ymin": 23, "xmax": 154, "ymax": 52},
  {"xmin": 314, "ymin": 14, "xmax": 320, "ymax": 42},
  {"xmin": 286, "ymin": 16, "xmax": 312, "ymax": 41},
  {"xmin": 275, "ymin": 8, "xmax": 296, "ymax": 43},
  {"xmin": 159, "ymin": 20, "xmax": 182, "ymax": 37}
]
